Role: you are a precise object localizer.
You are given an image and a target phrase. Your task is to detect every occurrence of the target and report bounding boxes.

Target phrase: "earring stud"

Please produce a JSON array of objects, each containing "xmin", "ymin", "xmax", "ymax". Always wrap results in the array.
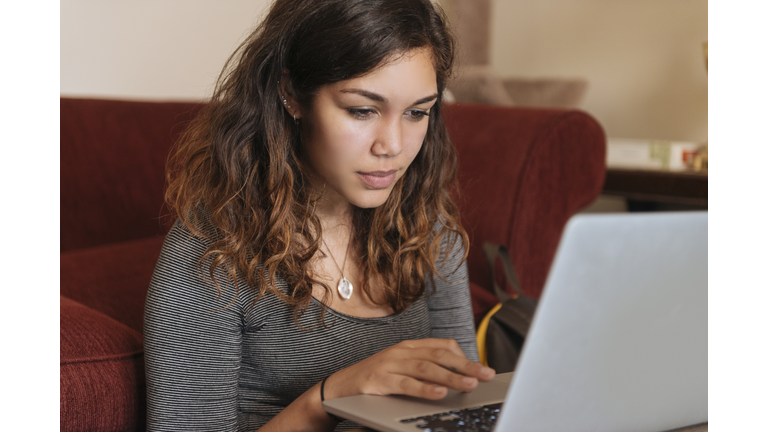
[
  {"xmin": 279, "ymin": 81, "xmax": 298, "ymax": 123},
  {"xmin": 280, "ymin": 94, "xmax": 292, "ymax": 110}
]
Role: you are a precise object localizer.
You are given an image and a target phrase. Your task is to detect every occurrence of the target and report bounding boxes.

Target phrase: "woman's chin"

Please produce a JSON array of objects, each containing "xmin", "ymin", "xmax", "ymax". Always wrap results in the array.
[{"xmin": 348, "ymin": 189, "xmax": 394, "ymax": 209}]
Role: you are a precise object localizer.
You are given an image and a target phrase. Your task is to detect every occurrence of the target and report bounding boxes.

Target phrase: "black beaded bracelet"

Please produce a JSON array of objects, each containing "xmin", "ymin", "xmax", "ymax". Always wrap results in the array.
[{"xmin": 320, "ymin": 376, "xmax": 344, "ymax": 422}]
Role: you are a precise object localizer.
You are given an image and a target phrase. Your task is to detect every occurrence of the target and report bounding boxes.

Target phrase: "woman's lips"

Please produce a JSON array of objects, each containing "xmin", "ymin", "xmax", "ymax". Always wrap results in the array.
[{"xmin": 357, "ymin": 170, "xmax": 397, "ymax": 189}]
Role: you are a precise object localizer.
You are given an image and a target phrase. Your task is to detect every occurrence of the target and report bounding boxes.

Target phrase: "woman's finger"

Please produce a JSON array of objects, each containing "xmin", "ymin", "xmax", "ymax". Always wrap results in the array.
[
  {"xmin": 398, "ymin": 346, "xmax": 495, "ymax": 381},
  {"xmin": 396, "ymin": 338, "xmax": 466, "ymax": 358},
  {"xmin": 390, "ymin": 357, "xmax": 481, "ymax": 392},
  {"xmin": 329, "ymin": 338, "xmax": 496, "ymax": 401},
  {"xmin": 384, "ymin": 374, "xmax": 449, "ymax": 400}
]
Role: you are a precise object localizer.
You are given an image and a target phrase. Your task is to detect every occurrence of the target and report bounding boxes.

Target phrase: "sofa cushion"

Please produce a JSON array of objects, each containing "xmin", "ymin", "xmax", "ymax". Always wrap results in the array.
[
  {"xmin": 502, "ymin": 78, "xmax": 588, "ymax": 109},
  {"xmin": 447, "ymin": 65, "xmax": 515, "ymax": 106},
  {"xmin": 60, "ymin": 235, "xmax": 166, "ymax": 334},
  {"xmin": 60, "ymin": 296, "xmax": 146, "ymax": 432}
]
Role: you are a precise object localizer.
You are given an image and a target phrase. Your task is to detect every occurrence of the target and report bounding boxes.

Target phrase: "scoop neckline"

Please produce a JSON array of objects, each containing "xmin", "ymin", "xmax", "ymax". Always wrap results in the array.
[{"xmin": 309, "ymin": 295, "xmax": 416, "ymax": 325}]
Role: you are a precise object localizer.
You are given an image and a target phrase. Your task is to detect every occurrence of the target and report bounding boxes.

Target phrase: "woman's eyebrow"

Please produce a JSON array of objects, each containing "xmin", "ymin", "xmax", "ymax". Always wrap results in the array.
[
  {"xmin": 341, "ymin": 89, "xmax": 387, "ymax": 102},
  {"xmin": 340, "ymin": 89, "xmax": 439, "ymax": 105},
  {"xmin": 413, "ymin": 93, "xmax": 439, "ymax": 105}
]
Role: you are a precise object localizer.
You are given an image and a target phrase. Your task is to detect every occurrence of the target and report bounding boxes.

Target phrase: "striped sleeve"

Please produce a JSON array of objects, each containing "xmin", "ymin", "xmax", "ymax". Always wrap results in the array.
[
  {"xmin": 144, "ymin": 221, "xmax": 244, "ymax": 432},
  {"xmin": 425, "ymin": 235, "xmax": 479, "ymax": 362}
]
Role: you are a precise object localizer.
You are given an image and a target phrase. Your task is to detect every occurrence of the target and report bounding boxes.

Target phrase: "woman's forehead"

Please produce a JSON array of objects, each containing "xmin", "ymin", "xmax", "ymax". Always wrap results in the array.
[{"xmin": 327, "ymin": 49, "xmax": 438, "ymax": 101}]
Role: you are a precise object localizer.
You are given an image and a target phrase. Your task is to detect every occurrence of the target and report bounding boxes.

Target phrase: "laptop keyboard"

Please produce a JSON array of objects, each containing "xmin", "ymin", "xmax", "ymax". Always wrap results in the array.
[{"xmin": 398, "ymin": 402, "xmax": 503, "ymax": 431}]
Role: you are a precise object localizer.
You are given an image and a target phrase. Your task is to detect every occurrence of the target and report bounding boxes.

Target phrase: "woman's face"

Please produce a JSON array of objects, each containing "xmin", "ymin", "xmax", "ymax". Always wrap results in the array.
[{"xmin": 298, "ymin": 48, "xmax": 438, "ymax": 210}]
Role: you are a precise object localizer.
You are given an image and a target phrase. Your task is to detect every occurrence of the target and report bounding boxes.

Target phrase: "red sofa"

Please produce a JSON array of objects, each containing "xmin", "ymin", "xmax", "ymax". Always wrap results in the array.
[{"xmin": 60, "ymin": 97, "xmax": 605, "ymax": 431}]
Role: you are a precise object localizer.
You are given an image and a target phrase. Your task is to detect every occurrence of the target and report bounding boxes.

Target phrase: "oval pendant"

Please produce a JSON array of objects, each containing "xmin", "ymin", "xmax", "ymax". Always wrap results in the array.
[{"xmin": 337, "ymin": 277, "xmax": 353, "ymax": 299}]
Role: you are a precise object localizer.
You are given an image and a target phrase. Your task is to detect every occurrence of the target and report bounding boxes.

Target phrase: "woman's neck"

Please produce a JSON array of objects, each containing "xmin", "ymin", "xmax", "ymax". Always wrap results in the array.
[
  {"xmin": 317, "ymin": 208, "xmax": 352, "ymax": 239},
  {"xmin": 313, "ymin": 185, "xmax": 354, "ymax": 233}
]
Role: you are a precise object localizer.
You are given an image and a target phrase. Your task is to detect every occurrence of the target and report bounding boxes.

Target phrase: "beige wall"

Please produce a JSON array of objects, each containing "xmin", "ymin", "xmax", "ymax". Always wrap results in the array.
[
  {"xmin": 61, "ymin": 0, "xmax": 272, "ymax": 101},
  {"xmin": 485, "ymin": 0, "xmax": 708, "ymax": 142},
  {"xmin": 61, "ymin": 0, "xmax": 707, "ymax": 142}
]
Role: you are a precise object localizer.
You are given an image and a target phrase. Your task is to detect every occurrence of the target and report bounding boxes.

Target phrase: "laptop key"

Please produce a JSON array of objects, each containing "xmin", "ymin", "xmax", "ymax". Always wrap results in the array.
[
  {"xmin": 486, "ymin": 403, "xmax": 502, "ymax": 411},
  {"xmin": 403, "ymin": 402, "xmax": 504, "ymax": 431}
]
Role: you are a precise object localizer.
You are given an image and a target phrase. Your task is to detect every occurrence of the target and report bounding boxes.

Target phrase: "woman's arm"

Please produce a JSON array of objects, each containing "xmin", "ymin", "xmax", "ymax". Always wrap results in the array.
[
  {"xmin": 145, "ymin": 221, "xmax": 341, "ymax": 432},
  {"xmin": 144, "ymin": 222, "xmax": 245, "ymax": 431},
  {"xmin": 426, "ymin": 234, "xmax": 480, "ymax": 361},
  {"xmin": 257, "ymin": 338, "xmax": 494, "ymax": 431}
]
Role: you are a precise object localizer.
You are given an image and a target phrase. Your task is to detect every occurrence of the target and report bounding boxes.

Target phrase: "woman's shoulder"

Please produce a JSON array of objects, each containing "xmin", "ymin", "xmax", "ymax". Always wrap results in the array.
[
  {"xmin": 148, "ymin": 214, "xmax": 251, "ymax": 317},
  {"xmin": 165, "ymin": 216, "xmax": 213, "ymax": 248},
  {"xmin": 161, "ymin": 208, "xmax": 222, "ymax": 257},
  {"xmin": 432, "ymin": 219, "xmax": 467, "ymax": 266},
  {"xmin": 152, "ymin": 209, "xmax": 231, "ymax": 289}
]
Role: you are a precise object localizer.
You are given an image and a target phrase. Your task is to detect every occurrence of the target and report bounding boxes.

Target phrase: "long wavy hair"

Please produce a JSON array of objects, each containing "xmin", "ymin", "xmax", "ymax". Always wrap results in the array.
[{"xmin": 166, "ymin": 0, "xmax": 469, "ymax": 323}]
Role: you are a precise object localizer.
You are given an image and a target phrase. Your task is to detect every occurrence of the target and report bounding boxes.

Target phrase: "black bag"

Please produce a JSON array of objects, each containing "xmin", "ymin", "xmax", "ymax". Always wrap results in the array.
[{"xmin": 476, "ymin": 242, "xmax": 538, "ymax": 373}]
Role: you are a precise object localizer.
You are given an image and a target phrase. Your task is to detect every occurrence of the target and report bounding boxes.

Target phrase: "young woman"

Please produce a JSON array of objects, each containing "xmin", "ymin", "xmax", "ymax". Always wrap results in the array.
[{"xmin": 144, "ymin": 0, "xmax": 495, "ymax": 430}]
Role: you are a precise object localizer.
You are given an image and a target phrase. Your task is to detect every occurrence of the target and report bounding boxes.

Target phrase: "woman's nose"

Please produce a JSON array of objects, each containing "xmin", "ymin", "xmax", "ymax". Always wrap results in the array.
[{"xmin": 371, "ymin": 117, "xmax": 404, "ymax": 157}]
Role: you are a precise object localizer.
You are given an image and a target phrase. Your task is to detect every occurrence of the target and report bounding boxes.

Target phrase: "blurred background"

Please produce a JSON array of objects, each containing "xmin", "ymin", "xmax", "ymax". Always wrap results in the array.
[
  {"xmin": 61, "ymin": 0, "xmax": 707, "ymax": 143},
  {"xmin": 61, "ymin": 0, "xmax": 708, "ymax": 212}
]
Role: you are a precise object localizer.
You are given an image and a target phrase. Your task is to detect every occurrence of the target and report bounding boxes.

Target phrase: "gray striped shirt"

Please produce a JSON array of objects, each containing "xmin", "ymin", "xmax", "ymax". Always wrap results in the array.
[{"xmin": 144, "ymin": 219, "xmax": 478, "ymax": 431}]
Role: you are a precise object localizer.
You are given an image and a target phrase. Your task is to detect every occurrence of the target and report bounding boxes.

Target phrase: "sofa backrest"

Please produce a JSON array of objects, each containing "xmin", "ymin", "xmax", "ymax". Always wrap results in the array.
[
  {"xmin": 60, "ymin": 98, "xmax": 203, "ymax": 252},
  {"xmin": 444, "ymin": 103, "xmax": 605, "ymax": 299},
  {"xmin": 60, "ymin": 98, "xmax": 605, "ymax": 301}
]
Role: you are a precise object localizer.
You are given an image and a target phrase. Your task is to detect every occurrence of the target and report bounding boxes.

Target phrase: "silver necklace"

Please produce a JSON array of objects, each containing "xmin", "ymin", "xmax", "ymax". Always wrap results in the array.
[{"xmin": 321, "ymin": 234, "xmax": 353, "ymax": 299}]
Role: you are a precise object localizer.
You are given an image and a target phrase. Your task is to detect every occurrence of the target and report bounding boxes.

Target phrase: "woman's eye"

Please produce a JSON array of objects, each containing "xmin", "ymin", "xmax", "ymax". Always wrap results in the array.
[
  {"xmin": 405, "ymin": 110, "xmax": 429, "ymax": 121},
  {"xmin": 348, "ymin": 108, "xmax": 375, "ymax": 119}
]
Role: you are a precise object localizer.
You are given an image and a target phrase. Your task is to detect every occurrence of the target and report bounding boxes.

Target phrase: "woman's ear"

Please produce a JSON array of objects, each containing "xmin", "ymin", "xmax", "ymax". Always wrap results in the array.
[{"xmin": 278, "ymin": 70, "xmax": 302, "ymax": 121}]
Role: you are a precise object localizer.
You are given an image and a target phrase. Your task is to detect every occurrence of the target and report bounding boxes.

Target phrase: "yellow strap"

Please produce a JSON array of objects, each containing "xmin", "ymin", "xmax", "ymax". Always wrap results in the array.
[{"xmin": 476, "ymin": 302, "xmax": 503, "ymax": 367}]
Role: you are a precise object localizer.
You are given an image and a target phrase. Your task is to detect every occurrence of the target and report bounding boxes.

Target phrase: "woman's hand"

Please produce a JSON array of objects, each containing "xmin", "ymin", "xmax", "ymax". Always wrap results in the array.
[
  {"xmin": 255, "ymin": 339, "xmax": 493, "ymax": 431},
  {"xmin": 323, "ymin": 338, "xmax": 496, "ymax": 401}
]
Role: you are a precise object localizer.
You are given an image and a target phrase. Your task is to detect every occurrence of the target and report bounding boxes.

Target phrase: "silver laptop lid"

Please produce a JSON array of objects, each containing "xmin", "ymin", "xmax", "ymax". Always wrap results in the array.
[{"xmin": 497, "ymin": 212, "xmax": 707, "ymax": 432}]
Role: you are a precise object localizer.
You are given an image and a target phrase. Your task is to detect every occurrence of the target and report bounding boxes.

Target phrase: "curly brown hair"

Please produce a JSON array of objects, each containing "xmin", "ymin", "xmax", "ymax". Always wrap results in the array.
[{"xmin": 165, "ymin": 0, "xmax": 469, "ymax": 323}]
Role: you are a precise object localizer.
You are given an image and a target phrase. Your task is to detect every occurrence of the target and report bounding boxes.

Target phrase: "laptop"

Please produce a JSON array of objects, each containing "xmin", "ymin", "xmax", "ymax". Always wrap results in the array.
[{"xmin": 323, "ymin": 212, "xmax": 708, "ymax": 431}]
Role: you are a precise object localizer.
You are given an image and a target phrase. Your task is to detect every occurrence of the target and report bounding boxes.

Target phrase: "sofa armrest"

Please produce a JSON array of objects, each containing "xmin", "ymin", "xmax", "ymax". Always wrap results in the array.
[
  {"xmin": 60, "ymin": 235, "xmax": 166, "ymax": 334},
  {"xmin": 60, "ymin": 295, "xmax": 146, "ymax": 432},
  {"xmin": 445, "ymin": 103, "xmax": 606, "ymax": 305}
]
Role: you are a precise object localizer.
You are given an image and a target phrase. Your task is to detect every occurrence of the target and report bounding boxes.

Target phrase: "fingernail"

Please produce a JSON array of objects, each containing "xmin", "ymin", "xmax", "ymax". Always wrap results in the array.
[
  {"xmin": 434, "ymin": 386, "xmax": 446, "ymax": 393},
  {"xmin": 463, "ymin": 376, "xmax": 477, "ymax": 385},
  {"xmin": 481, "ymin": 367, "xmax": 495, "ymax": 377}
]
